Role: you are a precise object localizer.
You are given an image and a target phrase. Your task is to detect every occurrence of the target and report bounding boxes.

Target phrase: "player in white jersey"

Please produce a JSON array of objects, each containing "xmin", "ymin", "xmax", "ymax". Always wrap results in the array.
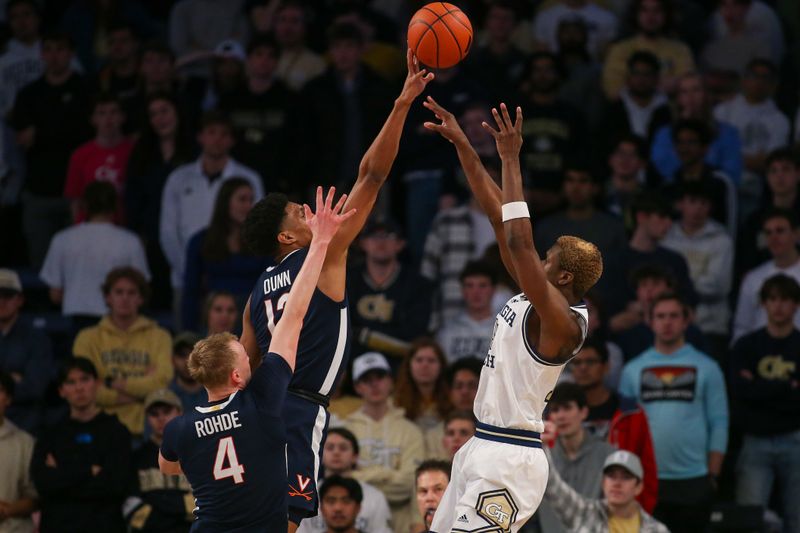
[{"xmin": 423, "ymin": 99, "xmax": 603, "ymax": 531}]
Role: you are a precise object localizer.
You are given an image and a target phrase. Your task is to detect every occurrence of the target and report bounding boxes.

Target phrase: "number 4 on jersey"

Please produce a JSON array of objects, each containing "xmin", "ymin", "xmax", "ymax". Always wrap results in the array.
[
  {"xmin": 265, "ymin": 294, "xmax": 289, "ymax": 334},
  {"xmin": 213, "ymin": 436, "xmax": 245, "ymax": 484}
]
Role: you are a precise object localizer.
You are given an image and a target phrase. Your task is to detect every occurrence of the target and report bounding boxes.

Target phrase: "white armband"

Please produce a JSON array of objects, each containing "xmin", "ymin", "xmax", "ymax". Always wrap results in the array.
[{"xmin": 501, "ymin": 201, "xmax": 530, "ymax": 222}]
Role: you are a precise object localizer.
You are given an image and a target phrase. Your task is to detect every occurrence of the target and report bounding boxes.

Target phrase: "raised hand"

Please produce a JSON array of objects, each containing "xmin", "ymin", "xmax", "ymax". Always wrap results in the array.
[
  {"xmin": 422, "ymin": 96, "xmax": 468, "ymax": 145},
  {"xmin": 304, "ymin": 186, "xmax": 357, "ymax": 245},
  {"xmin": 481, "ymin": 103, "xmax": 523, "ymax": 159},
  {"xmin": 398, "ymin": 49, "xmax": 435, "ymax": 105}
]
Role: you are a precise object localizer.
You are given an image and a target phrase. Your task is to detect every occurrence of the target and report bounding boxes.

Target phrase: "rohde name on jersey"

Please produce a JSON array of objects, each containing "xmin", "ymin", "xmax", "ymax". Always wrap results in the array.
[{"xmin": 194, "ymin": 411, "xmax": 243, "ymax": 437}]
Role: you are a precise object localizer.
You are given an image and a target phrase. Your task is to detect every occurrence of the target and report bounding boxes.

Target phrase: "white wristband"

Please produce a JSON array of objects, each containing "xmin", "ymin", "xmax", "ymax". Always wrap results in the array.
[{"xmin": 502, "ymin": 201, "xmax": 530, "ymax": 222}]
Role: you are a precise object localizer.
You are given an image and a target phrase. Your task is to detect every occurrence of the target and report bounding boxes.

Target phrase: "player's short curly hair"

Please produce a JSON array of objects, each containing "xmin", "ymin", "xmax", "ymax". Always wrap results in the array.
[
  {"xmin": 555, "ymin": 236, "xmax": 603, "ymax": 298},
  {"xmin": 188, "ymin": 332, "xmax": 239, "ymax": 389},
  {"xmin": 243, "ymin": 193, "xmax": 289, "ymax": 258}
]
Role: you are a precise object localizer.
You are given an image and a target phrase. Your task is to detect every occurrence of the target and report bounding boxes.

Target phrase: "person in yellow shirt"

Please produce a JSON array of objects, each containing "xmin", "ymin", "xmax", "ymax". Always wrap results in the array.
[
  {"xmin": 602, "ymin": 0, "xmax": 695, "ymax": 99},
  {"xmin": 73, "ymin": 267, "xmax": 173, "ymax": 437}
]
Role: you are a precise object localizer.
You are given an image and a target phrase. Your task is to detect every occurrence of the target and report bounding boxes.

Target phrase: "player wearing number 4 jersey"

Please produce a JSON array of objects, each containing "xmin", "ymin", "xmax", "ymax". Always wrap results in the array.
[
  {"xmin": 423, "ymin": 99, "xmax": 603, "ymax": 531},
  {"xmin": 240, "ymin": 49, "xmax": 434, "ymax": 531},
  {"xmin": 157, "ymin": 189, "xmax": 356, "ymax": 532}
]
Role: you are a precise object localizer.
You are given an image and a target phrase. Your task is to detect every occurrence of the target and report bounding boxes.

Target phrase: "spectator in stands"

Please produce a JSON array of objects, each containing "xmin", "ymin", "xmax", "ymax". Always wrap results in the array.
[
  {"xmin": 218, "ymin": 35, "xmax": 295, "ymax": 193},
  {"xmin": 599, "ymin": 192, "xmax": 696, "ymax": 320},
  {"xmin": 72, "ymin": 267, "xmax": 173, "ymax": 438},
  {"xmin": 569, "ymin": 337, "xmax": 658, "ymax": 512},
  {"xmin": 436, "ymin": 261, "xmax": 496, "ymax": 362},
  {"xmin": 464, "ymin": 0, "xmax": 527, "ymax": 104},
  {"xmin": 318, "ymin": 476, "xmax": 363, "ymax": 533},
  {"xmin": 620, "ymin": 293, "xmax": 728, "ymax": 533},
  {"xmin": 63, "ymin": 93, "xmax": 135, "ymax": 219},
  {"xmin": 137, "ymin": 41, "xmax": 178, "ymax": 98},
  {"xmin": 95, "ymin": 23, "xmax": 140, "ymax": 128},
  {"xmin": 168, "ymin": 332, "xmax": 206, "ymax": 411},
  {"xmin": 738, "ymin": 149, "xmax": 800, "ymax": 275},
  {"xmin": 447, "ymin": 357, "xmax": 482, "ymax": 412},
  {"xmin": 602, "ymin": 0, "xmax": 695, "ymax": 99},
  {"xmin": 581, "ymin": 292, "xmax": 625, "ymax": 389},
  {"xmin": 702, "ymin": 0, "xmax": 774, "ymax": 76},
  {"xmin": 299, "ymin": 427, "xmax": 392, "ymax": 533},
  {"xmin": 182, "ymin": 40, "xmax": 247, "ymax": 113},
  {"xmin": 0, "ymin": 269, "xmax": 53, "ymax": 434},
  {"xmin": 712, "ymin": 0, "xmax": 785, "ymax": 64},
  {"xmin": 123, "ymin": 389, "xmax": 192, "ymax": 532},
  {"xmin": 32, "ymin": 357, "xmax": 131, "ymax": 533},
  {"xmin": 202, "ymin": 291, "xmax": 239, "ymax": 335},
  {"xmin": 159, "ymin": 111, "xmax": 262, "ymax": 326},
  {"xmin": 11, "ymin": 31, "xmax": 91, "ymax": 268},
  {"xmin": 441, "ymin": 410, "xmax": 476, "ymax": 459},
  {"xmin": 399, "ymin": 59, "xmax": 487, "ymax": 258},
  {"xmin": 348, "ymin": 218, "xmax": 432, "ymax": 359},
  {"xmin": 603, "ymin": 136, "xmax": 651, "ymax": 229},
  {"xmin": 612, "ymin": 265, "xmax": 708, "ymax": 360},
  {"xmin": 517, "ymin": 51, "xmax": 587, "ymax": 215},
  {"xmin": 273, "ymin": 1, "xmax": 326, "ymax": 91},
  {"xmin": 169, "ymin": 0, "xmax": 248, "ymax": 75},
  {"xmin": 662, "ymin": 182, "xmax": 733, "ymax": 356},
  {"xmin": 0, "ymin": 371, "xmax": 37, "ymax": 531},
  {"xmin": 539, "ymin": 383, "xmax": 617, "ymax": 532},
  {"xmin": 0, "ymin": 0, "xmax": 44, "ymax": 115},
  {"xmin": 604, "ymin": 51, "xmax": 670, "ymax": 147},
  {"xmin": 730, "ymin": 274, "xmax": 800, "ymax": 533},
  {"xmin": 733, "ymin": 209, "xmax": 800, "ymax": 342},
  {"xmin": 714, "ymin": 58, "xmax": 791, "ymax": 212},
  {"xmin": 542, "ymin": 448, "xmax": 669, "ymax": 532},
  {"xmin": 414, "ymin": 460, "xmax": 451, "ymax": 533},
  {"xmin": 535, "ymin": 163, "xmax": 628, "ymax": 260},
  {"xmin": 665, "ymin": 119, "xmax": 737, "ymax": 234},
  {"xmin": 301, "ymin": 23, "xmax": 394, "ymax": 193},
  {"xmin": 420, "ymin": 163, "xmax": 501, "ymax": 326},
  {"xmin": 59, "ymin": 0, "xmax": 155, "ymax": 75},
  {"xmin": 555, "ymin": 18, "xmax": 605, "ymax": 132},
  {"xmin": 394, "ymin": 338, "xmax": 452, "ymax": 459},
  {"xmin": 40, "ymin": 182, "xmax": 150, "ymax": 329},
  {"xmin": 125, "ymin": 94, "xmax": 196, "ymax": 310},
  {"xmin": 651, "ymin": 72, "xmax": 743, "ymax": 184},
  {"xmin": 344, "ymin": 352, "xmax": 424, "ymax": 533},
  {"xmin": 181, "ymin": 178, "xmax": 266, "ymax": 332},
  {"xmin": 533, "ymin": 0, "xmax": 617, "ymax": 59}
]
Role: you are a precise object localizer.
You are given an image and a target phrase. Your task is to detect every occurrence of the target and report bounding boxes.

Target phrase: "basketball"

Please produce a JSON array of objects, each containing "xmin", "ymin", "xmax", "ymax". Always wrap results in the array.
[{"xmin": 408, "ymin": 2, "xmax": 473, "ymax": 69}]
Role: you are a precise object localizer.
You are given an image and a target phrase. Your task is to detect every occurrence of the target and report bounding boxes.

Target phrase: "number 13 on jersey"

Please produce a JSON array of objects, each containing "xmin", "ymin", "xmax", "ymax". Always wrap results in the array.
[{"xmin": 265, "ymin": 294, "xmax": 289, "ymax": 334}]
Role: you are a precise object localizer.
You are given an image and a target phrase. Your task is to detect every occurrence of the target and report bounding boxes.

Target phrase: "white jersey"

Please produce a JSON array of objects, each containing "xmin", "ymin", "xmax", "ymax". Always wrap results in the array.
[{"xmin": 474, "ymin": 293, "xmax": 588, "ymax": 433}]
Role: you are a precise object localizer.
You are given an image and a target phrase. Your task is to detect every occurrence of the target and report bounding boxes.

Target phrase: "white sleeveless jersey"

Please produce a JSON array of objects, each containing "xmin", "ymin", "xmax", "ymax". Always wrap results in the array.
[{"xmin": 474, "ymin": 293, "xmax": 589, "ymax": 433}]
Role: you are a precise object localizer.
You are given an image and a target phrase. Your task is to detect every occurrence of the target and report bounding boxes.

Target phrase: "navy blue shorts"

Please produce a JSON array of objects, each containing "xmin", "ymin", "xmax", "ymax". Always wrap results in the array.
[{"xmin": 283, "ymin": 393, "xmax": 330, "ymax": 523}]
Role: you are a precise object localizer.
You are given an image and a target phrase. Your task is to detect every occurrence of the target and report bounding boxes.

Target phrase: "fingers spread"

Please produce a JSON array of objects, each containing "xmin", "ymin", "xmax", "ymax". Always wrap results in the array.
[
  {"xmin": 315, "ymin": 186, "xmax": 323, "ymax": 210},
  {"xmin": 303, "ymin": 203, "xmax": 313, "ymax": 221},
  {"xmin": 325, "ymin": 186, "xmax": 336, "ymax": 210},
  {"xmin": 333, "ymin": 193, "xmax": 348, "ymax": 214},
  {"xmin": 481, "ymin": 121, "xmax": 499, "ymax": 137},
  {"xmin": 515, "ymin": 106, "xmax": 523, "ymax": 131},
  {"xmin": 500, "ymin": 103, "xmax": 513, "ymax": 129}
]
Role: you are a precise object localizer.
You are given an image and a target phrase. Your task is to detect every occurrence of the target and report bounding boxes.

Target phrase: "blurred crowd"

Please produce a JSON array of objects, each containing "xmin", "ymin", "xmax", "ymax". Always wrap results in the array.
[{"xmin": 0, "ymin": 0, "xmax": 799, "ymax": 532}]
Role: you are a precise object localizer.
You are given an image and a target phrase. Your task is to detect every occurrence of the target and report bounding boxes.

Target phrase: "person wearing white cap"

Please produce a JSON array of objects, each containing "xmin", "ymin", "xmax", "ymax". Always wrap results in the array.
[
  {"xmin": 343, "ymin": 351, "xmax": 424, "ymax": 533},
  {"xmin": 0, "ymin": 268, "xmax": 54, "ymax": 434},
  {"xmin": 543, "ymin": 448, "xmax": 669, "ymax": 532}
]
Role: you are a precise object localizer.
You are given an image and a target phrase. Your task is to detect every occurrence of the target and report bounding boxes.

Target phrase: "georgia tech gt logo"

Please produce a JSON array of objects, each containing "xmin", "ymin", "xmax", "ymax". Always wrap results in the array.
[{"xmin": 477, "ymin": 489, "xmax": 518, "ymax": 530}]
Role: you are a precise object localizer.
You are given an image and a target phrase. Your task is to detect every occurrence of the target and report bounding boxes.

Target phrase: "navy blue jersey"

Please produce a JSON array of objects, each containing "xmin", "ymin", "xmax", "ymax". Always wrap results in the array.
[
  {"xmin": 250, "ymin": 248, "xmax": 351, "ymax": 396},
  {"xmin": 160, "ymin": 353, "xmax": 291, "ymax": 532}
]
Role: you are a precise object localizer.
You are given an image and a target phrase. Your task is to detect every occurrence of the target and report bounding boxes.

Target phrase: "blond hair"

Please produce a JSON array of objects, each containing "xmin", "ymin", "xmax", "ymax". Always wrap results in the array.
[
  {"xmin": 555, "ymin": 236, "xmax": 603, "ymax": 297},
  {"xmin": 187, "ymin": 332, "xmax": 239, "ymax": 389}
]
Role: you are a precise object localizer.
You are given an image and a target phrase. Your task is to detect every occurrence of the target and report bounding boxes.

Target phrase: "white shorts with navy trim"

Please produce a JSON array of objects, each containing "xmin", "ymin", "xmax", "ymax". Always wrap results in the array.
[{"xmin": 430, "ymin": 424, "xmax": 548, "ymax": 532}]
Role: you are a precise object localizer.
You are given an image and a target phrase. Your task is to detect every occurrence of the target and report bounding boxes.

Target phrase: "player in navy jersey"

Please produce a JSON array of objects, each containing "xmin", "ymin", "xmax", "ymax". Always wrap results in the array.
[
  {"xmin": 240, "ymin": 49, "xmax": 434, "ymax": 531},
  {"xmin": 158, "ymin": 188, "xmax": 355, "ymax": 532}
]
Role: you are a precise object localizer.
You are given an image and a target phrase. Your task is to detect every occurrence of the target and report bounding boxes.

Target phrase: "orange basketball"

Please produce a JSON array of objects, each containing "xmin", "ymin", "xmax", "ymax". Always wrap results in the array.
[{"xmin": 408, "ymin": 2, "xmax": 473, "ymax": 69}]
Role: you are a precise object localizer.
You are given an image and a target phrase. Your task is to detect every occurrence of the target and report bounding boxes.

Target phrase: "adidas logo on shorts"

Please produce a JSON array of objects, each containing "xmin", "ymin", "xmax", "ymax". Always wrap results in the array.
[{"xmin": 457, "ymin": 514, "xmax": 469, "ymax": 523}]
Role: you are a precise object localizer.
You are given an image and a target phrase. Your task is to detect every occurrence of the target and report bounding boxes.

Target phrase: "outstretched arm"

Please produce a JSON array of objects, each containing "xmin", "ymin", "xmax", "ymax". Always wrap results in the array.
[
  {"xmin": 324, "ymin": 49, "xmax": 434, "ymax": 261},
  {"xmin": 483, "ymin": 104, "xmax": 579, "ymax": 359},
  {"xmin": 270, "ymin": 187, "xmax": 356, "ymax": 370},
  {"xmin": 422, "ymin": 96, "xmax": 519, "ymax": 286}
]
